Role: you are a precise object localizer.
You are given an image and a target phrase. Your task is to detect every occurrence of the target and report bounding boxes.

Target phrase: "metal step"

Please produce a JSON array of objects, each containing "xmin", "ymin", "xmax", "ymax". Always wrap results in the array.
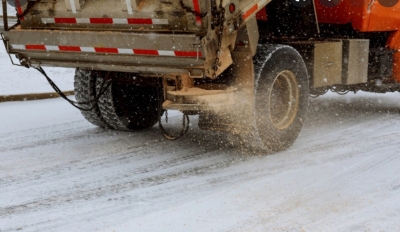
[{"xmin": 164, "ymin": 87, "xmax": 237, "ymax": 111}]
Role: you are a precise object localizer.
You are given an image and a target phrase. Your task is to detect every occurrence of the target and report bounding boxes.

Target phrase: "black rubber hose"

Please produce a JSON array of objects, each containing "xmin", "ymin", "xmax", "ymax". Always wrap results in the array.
[{"xmin": 34, "ymin": 67, "xmax": 112, "ymax": 111}]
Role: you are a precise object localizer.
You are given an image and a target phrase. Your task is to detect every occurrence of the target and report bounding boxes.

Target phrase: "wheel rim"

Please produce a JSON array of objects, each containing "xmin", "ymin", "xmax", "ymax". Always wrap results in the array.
[{"xmin": 268, "ymin": 70, "xmax": 299, "ymax": 130}]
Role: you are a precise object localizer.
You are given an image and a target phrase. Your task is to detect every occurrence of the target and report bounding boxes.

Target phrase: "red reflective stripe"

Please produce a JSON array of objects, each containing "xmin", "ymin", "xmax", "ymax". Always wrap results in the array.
[
  {"xmin": 90, "ymin": 18, "xmax": 113, "ymax": 24},
  {"xmin": 26, "ymin": 45, "xmax": 46, "ymax": 50},
  {"xmin": 192, "ymin": 0, "xmax": 202, "ymax": 24},
  {"xmin": 242, "ymin": 4, "xmax": 258, "ymax": 20},
  {"xmin": 17, "ymin": 8, "xmax": 24, "ymax": 21},
  {"xmin": 21, "ymin": 44, "xmax": 201, "ymax": 57},
  {"xmin": 192, "ymin": 0, "xmax": 201, "ymax": 13},
  {"xmin": 55, "ymin": 18, "xmax": 77, "ymax": 24},
  {"xmin": 133, "ymin": 49, "xmax": 159, "ymax": 55},
  {"xmin": 94, "ymin": 47, "xmax": 119, "ymax": 53},
  {"xmin": 127, "ymin": 18, "xmax": 153, "ymax": 24},
  {"xmin": 195, "ymin": 15, "xmax": 202, "ymax": 24},
  {"xmin": 58, "ymin": 46, "xmax": 81, "ymax": 52},
  {"xmin": 43, "ymin": 18, "xmax": 168, "ymax": 24},
  {"xmin": 16, "ymin": 7, "xmax": 23, "ymax": 15},
  {"xmin": 15, "ymin": 0, "xmax": 23, "ymax": 21},
  {"xmin": 174, "ymin": 51, "xmax": 201, "ymax": 57}
]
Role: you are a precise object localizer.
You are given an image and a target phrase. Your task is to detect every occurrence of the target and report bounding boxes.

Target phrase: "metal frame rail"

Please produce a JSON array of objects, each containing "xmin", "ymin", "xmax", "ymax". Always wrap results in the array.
[{"xmin": 2, "ymin": 0, "xmax": 8, "ymax": 31}]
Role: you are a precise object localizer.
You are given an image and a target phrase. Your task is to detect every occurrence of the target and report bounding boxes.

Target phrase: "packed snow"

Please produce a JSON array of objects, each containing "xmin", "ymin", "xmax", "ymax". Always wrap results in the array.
[{"xmin": 1, "ymin": 88, "xmax": 400, "ymax": 231}]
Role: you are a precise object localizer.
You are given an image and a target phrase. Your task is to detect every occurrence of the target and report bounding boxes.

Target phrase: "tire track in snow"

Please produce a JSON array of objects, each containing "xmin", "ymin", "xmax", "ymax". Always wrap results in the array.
[
  {"xmin": 1, "ymin": 93, "xmax": 400, "ymax": 231},
  {"xmin": 230, "ymin": 106, "xmax": 400, "ymax": 231},
  {"xmin": 0, "ymin": 150, "xmax": 241, "ymax": 220}
]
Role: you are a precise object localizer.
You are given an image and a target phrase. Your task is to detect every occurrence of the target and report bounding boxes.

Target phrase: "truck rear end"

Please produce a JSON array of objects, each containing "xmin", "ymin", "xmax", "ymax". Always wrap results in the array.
[
  {"xmin": 3, "ymin": 0, "xmax": 400, "ymax": 152},
  {"xmin": 2, "ymin": 0, "xmax": 276, "ymax": 148},
  {"xmin": 2, "ymin": 0, "xmax": 208, "ymax": 75}
]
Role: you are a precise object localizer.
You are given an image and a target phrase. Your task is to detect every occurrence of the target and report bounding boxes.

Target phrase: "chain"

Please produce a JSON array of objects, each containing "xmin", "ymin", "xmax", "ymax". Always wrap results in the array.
[
  {"xmin": 212, "ymin": 1, "xmax": 226, "ymax": 79},
  {"xmin": 157, "ymin": 87, "xmax": 190, "ymax": 141}
]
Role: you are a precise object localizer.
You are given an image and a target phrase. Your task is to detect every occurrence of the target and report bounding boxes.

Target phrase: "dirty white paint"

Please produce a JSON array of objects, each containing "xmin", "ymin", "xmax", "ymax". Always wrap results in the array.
[{"xmin": 126, "ymin": 0, "xmax": 133, "ymax": 14}]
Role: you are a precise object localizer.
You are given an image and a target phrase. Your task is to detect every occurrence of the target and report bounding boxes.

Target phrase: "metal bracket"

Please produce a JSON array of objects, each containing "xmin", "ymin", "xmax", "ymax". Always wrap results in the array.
[
  {"xmin": 121, "ymin": 0, "xmax": 143, "ymax": 14},
  {"xmin": 65, "ymin": 0, "xmax": 84, "ymax": 13},
  {"xmin": 1, "ymin": 34, "xmax": 28, "ymax": 67},
  {"xmin": 191, "ymin": 44, "xmax": 202, "ymax": 61},
  {"xmin": 2, "ymin": 0, "xmax": 8, "ymax": 31}
]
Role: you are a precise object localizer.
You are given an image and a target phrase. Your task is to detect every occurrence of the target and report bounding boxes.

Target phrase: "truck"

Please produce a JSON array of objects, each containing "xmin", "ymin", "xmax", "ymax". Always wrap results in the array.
[{"xmin": 1, "ymin": 0, "xmax": 400, "ymax": 152}]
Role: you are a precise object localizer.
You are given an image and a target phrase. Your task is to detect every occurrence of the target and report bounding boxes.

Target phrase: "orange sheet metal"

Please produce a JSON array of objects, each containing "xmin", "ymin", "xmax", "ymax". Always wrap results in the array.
[
  {"xmin": 367, "ymin": 1, "xmax": 400, "ymax": 31},
  {"xmin": 315, "ymin": 0, "xmax": 400, "ymax": 32},
  {"xmin": 387, "ymin": 31, "xmax": 400, "ymax": 82}
]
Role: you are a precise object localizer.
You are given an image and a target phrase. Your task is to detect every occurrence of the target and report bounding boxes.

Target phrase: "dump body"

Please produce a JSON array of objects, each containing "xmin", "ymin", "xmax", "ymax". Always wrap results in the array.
[
  {"xmin": 1, "ymin": 0, "xmax": 270, "ymax": 77},
  {"xmin": 2, "ymin": 0, "xmax": 207, "ymax": 76}
]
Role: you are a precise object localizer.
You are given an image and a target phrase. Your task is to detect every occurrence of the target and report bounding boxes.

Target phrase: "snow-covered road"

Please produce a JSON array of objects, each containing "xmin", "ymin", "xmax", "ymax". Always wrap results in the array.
[{"xmin": 1, "ymin": 91, "xmax": 400, "ymax": 232}]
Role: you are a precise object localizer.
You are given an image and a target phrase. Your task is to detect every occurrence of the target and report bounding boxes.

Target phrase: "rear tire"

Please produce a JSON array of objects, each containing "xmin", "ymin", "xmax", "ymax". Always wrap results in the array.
[
  {"xmin": 96, "ymin": 73, "xmax": 161, "ymax": 131},
  {"xmin": 74, "ymin": 69, "xmax": 110, "ymax": 128},
  {"xmin": 254, "ymin": 45, "xmax": 309, "ymax": 152}
]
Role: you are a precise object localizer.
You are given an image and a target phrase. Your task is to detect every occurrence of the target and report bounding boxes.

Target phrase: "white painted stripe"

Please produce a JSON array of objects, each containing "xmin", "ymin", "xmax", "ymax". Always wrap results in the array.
[
  {"xmin": 152, "ymin": 19, "xmax": 169, "ymax": 25},
  {"xmin": 158, "ymin": 50, "xmax": 176, "ymax": 56},
  {"xmin": 42, "ymin": 18, "xmax": 55, "ymax": 24},
  {"xmin": 126, "ymin": 0, "xmax": 133, "ymax": 15},
  {"xmin": 11, "ymin": 44, "xmax": 25, "ymax": 50},
  {"xmin": 45, "ymin": 45, "xmax": 59, "ymax": 51},
  {"xmin": 113, "ymin": 18, "xmax": 128, "ymax": 24},
  {"xmin": 118, "ymin": 48, "xmax": 134, "ymax": 54},
  {"xmin": 70, "ymin": 0, "xmax": 77, "ymax": 14},
  {"xmin": 76, "ymin": 18, "xmax": 90, "ymax": 24},
  {"xmin": 80, "ymin": 47, "xmax": 96, "ymax": 52}
]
